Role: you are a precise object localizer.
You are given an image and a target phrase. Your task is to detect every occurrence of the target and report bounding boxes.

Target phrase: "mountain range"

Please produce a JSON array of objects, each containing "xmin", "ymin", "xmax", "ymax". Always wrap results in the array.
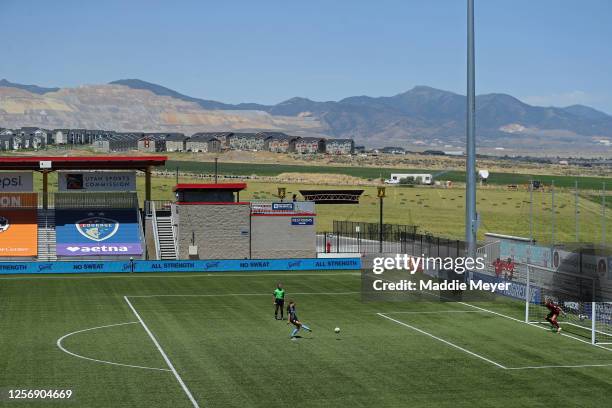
[{"xmin": 1, "ymin": 78, "xmax": 611, "ymax": 155}]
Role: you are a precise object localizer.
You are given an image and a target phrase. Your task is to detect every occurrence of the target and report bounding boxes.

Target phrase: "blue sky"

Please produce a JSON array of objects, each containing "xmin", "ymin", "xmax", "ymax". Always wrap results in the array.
[{"xmin": 1, "ymin": 0, "xmax": 611, "ymax": 113}]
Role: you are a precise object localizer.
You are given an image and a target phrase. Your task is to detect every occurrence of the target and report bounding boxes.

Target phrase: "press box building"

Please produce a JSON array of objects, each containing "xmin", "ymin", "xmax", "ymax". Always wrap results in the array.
[{"xmin": 167, "ymin": 183, "xmax": 316, "ymax": 259}]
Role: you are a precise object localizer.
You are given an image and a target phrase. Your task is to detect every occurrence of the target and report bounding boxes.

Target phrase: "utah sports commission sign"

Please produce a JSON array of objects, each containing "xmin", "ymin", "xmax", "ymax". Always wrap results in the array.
[{"xmin": 58, "ymin": 171, "xmax": 136, "ymax": 192}]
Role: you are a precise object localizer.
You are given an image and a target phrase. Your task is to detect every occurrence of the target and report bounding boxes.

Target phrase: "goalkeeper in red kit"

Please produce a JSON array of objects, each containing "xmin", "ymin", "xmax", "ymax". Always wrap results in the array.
[{"xmin": 545, "ymin": 298, "xmax": 565, "ymax": 333}]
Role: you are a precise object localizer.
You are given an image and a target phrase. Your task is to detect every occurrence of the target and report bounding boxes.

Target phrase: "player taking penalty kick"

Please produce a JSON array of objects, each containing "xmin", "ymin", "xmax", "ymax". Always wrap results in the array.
[
  {"xmin": 545, "ymin": 298, "xmax": 565, "ymax": 333},
  {"xmin": 287, "ymin": 300, "xmax": 312, "ymax": 339}
]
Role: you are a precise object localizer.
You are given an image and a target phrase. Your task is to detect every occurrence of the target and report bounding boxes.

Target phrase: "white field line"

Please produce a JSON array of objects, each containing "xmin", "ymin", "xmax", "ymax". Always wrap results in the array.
[
  {"xmin": 531, "ymin": 320, "xmax": 612, "ymax": 339},
  {"xmin": 0, "ymin": 271, "xmax": 360, "ymax": 281},
  {"xmin": 129, "ymin": 291, "xmax": 360, "ymax": 298},
  {"xmin": 562, "ymin": 321, "xmax": 612, "ymax": 338},
  {"xmin": 380, "ymin": 310, "xmax": 612, "ymax": 370},
  {"xmin": 124, "ymin": 296, "xmax": 200, "ymax": 408},
  {"xmin": 459, "ymin": 302, "xmax": 612, "ymax": 352},
  {"xmin": 56, "ymin": 321, "xmax": 171, "ymax": 372},
  {"xmin": 377, "ymin": 312, "xmax": 507, "ymax": 369},
  {"xmin": 507, "ymin": 363, "xmax": 612, "ymax": 370},
  {"xmin": 383, "ymin": 310, "xmax": 488, "ymax": 315}
]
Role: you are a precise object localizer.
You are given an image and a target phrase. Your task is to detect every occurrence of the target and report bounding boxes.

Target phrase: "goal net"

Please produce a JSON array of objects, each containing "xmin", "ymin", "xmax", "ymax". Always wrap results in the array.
[{"xmin": 525, "ymin": 264, "xmax": 612, "ymax": 345}]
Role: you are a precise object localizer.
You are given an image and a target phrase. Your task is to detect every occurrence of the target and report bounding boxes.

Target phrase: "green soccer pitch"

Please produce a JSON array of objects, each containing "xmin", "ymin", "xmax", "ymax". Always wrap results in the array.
[{"xmin": 2, "ymin": 270, "xmax": 612, "ymax": 407}]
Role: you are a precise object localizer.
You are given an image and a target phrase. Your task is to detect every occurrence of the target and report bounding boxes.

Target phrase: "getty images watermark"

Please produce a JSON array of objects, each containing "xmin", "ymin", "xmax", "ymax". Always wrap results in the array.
[
  {"xmin": 366, "ymin": 254, "xmax": 512, "ymax": 296},
  {"xmin": 372, "ymin": 254, "xmax": 486, "ymax": 275}
]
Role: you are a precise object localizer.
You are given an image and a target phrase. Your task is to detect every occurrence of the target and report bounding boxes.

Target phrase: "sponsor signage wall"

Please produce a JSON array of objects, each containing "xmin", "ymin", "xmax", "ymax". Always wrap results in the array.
[
  {"xmin": 0, "ymin": 172, "xmax": 33, "ymax": 192},
  {"xmin": 553, "ymin": 248, "xmax": 611, "ymax": 281},
  {"xmin": 58, "ymin": 171, "xmax": 136, "ymax": 192},
  {"xmin": 467, "ymin": 270, "xmax": 541, "ymax": 303},
  {"xmin": 0, "ymin": 209, "xmax": 38, "ymax": 257},
  {"xmin": 55, "ymin": 210, "xmax": 143, "ymax": 256},
  {"xmin": 251, "ymin": 201, "xmax": 315, "ymax": 214},
  {"xmin": 134, "ymin": 258, "xmax": 360, "ymax": 273},
  {"xmin": 0, "ymin": 257, "xmax": 361, "ymax": 274}
]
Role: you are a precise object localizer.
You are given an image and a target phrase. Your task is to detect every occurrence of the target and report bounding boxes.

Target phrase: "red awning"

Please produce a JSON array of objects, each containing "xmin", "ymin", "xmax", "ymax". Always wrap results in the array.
[
  {"xmin": 0, "ymin": 156, "xmax": 167, "ymax": 170},
  {"xmin": 173, "ymin": 183, "xmax": 247, "ymax": 192}
]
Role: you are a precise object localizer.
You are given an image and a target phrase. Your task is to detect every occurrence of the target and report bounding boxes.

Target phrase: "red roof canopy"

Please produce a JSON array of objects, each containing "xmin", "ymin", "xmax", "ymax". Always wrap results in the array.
[
  {"xmin": 0, "ymin": 156, "xmax": 167, "ymax": 170},
  {"xmin": 173, "ymin": 183, "xmax": 247, "ymax": 192}
]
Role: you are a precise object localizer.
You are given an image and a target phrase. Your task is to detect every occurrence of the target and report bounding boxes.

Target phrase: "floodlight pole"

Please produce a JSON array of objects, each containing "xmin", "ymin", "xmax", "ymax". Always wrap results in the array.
[
  {"xmin": 529, "ymin": 180, "xmax": 533, "ymax": 241},
  {"xmin": 575, "ymin": 179, "xmax": 579, "ymax": 242},
  {"xmin": 465, "ymin": 0, "xmax": 477, "ymax": 258},
  {"xmin": 379, "ymin": 196, "xmax": 384, "ymax": 253},
  {"xmin": 603, "ymin": 182, "xmax": 607, "ymax": 245},
  {"xmin": 378, "ymin": 187, "xmax": 386, "ymax": 253},
  {"xmin": 551, "ymin": 180, "xmax": 555, "ymax": 246}
]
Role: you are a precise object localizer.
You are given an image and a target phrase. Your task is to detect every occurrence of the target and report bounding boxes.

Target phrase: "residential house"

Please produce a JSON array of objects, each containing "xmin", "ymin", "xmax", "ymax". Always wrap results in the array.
[
  {"xmin": 381, "ymin": 146, "xmax": 405, "ymax": 155},
  {"xmin": 66, "ymin": 129, "xmax": 88, "ymax": 145},
  {"xmin": 85, "ymin": 129, "xmax": 110, "ymax": 144},
  {"xmin": 53, "ymin": 129, "xmax": 70, "ymax": 144},
  {"xmin": 17, "ymin": 127, "xmax": 37, "ymax": 148},
  {"xmin": 227, "ymin": 133, "xmax": 266, "ymax": 151},
  {"xmin": 0, "ymin": 129, "xmax": 14, "ymax": 150},
  {"xmin": 165, "ymin": 133, "xmax": 189, "ymax": 152},
  {"xmin": 261, "ymin": 132, "xmax": 297, "ymax": 153},
  {"xmin": 0, "ymin": 130, "xmax": 14, "ymax": 150},
  {"xmin": 31, "ymin": 129, "xmax": 50, "ymax": 149},
  {"xmin": 92, "ymin": 132, "xmax": 142, "ymax": 152},
  {"xmin": 325, "ymin": 138, "xmax": 355, "ymax": 155},
  {"xmin": 11, "ymin": 134, "xmax": 26, "ymax": 150},
  {"xmin": 138, "ymin": 133, "xmax": 168, "ymax": 152},
  {"xmin": 210, "ymin": 132, "xmax": 233, "ymax": 149},
  {"xmin": 294, "ymin": 137, "xmax": 325, "ymax": 154},
  {"xmin": 186, "ymin": 133, "xmax": 222, "ymax": 153}
]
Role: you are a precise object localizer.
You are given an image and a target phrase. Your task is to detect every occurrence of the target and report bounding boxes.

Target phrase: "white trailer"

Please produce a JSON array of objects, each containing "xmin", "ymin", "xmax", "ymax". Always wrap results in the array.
[{"xmin": 385, "ymin": 173, "xmax": 433, "ymax": 185}]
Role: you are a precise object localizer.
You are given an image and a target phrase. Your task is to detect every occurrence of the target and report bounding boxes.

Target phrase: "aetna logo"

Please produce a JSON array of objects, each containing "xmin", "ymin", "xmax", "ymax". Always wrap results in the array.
[{"xmin": 66, "ymin": 245, "xmax": 129, "ymax": 253}]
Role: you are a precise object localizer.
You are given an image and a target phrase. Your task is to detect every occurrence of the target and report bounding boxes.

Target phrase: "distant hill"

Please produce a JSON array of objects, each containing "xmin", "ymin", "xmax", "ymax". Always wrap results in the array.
[
  {"xmin": 109, "ymin": 79, "xmax": 238, "ymax": 110},
  {"xmin": 1, "ymin": 78, "xmax": 611, "ymax": 155},
  {"xmin": 0, "ymin": 84, "xmax": 323, "ymax": 136},
  {"xmin": 110, "ymin": 80, "xmax": 612, "ymax": 151},
  {"xmin": 0, "ymin": 79, "xmax": 59, "ymax": 95}
]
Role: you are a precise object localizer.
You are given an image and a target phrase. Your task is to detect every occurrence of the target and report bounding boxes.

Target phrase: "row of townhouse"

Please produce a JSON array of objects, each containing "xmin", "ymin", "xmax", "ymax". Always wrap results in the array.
[
  {"xmin": 0, "ymin": 126, "xmax": 356, "ymax": 155},
  {"xmin": 151, "ymin": 132, "xmax": 354, "ymax": 155},
  {"xmin": 0, "ymin": 127, "xmax": 120, "ymax": 150},
  {"xmin": 92, "ymin": 132, "xmax": 145, "ymax": 152},
  {"xmin": 0, "ymin": 127, "xmax": 52, "ymax": 150}
]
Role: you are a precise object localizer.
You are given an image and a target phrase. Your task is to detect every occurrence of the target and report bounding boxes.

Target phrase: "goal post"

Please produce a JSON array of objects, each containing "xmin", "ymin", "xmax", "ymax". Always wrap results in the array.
[{"xmin": 524, "ymin": 264, "xmax": 612, "ymax": 345}]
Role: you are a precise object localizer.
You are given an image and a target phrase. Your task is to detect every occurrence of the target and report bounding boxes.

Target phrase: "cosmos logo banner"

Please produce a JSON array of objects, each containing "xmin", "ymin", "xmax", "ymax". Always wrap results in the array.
[{"xmin": 76, "ymin": 216, "xmax": 120, "ymax": 241}]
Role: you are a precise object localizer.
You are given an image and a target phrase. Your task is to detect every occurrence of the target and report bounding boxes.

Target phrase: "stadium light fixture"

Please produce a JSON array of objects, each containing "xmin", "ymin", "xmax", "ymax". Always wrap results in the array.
[
  {"xmin": 466, "ymin": 0, "xmax": 478, "ymax": 258},
  {"xmin": 378, "ymin": 187, "xmax": 386, "ymax": 252}
]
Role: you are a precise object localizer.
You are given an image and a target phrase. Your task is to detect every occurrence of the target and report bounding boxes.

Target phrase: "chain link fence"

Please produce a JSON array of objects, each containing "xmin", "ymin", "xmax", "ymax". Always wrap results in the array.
[{"xmin": 318, "ymin": 230, "xmax": 465, "ymax": 257}]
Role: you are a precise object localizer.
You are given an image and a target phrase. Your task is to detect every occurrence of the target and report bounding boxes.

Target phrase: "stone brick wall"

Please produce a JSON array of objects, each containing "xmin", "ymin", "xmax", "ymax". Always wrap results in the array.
[
  {"xmin": 174, "ymin": 204, "xmax": 250, "ymax": 259},
  {"xmin": 251, "ymin": 215, "xmax": 316, "ymax": 259},
  {"xmin": 166, "ymin": 140, "xmax": 185, "ymax": 152}
]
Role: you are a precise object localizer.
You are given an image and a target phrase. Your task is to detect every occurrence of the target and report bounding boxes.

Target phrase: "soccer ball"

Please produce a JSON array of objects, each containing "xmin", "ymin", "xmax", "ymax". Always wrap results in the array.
[{"xmin": 334, "ymin": 327, "xmax": 340, "ymax": 333}]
